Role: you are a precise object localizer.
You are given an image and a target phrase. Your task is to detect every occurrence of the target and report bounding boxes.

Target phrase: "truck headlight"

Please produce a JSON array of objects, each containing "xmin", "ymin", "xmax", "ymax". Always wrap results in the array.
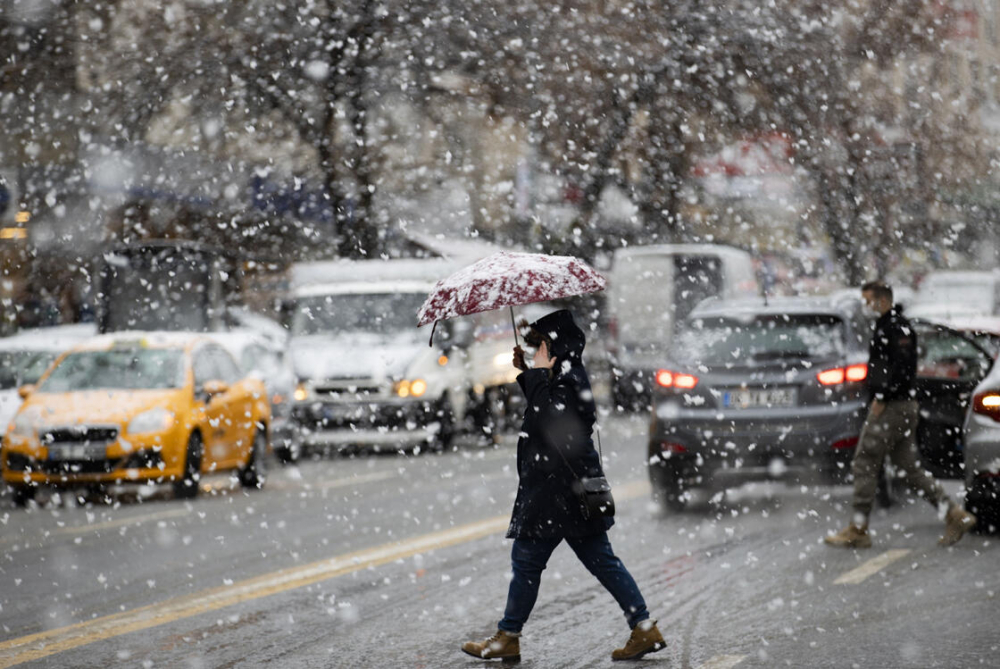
[
  {"xmin": 128, "ymin": 408, "xmax": 174, "ymax": 435},
  {"xmin": 395, "ymin": 379, "xmax": 427, "ymax": 398},
  {"xmin": 293, "ymin": 383, "xmax": 308, "ymax": 402}
]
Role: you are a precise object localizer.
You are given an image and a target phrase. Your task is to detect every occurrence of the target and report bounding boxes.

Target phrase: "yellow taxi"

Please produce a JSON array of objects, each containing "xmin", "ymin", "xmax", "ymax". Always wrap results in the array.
[{"xmin": 2, "ymin": 333, "xmax": 271, "ymax": 505}]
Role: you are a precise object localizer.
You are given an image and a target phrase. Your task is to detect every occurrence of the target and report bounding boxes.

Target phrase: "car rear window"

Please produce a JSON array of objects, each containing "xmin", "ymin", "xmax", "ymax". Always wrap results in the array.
[
  {"xmin": 39, "ymin": 349, "xmax": 186, "ymax": 392},
  {"xmin": 675, "ymin": 314, "xmax": 846, "ymax": 365}
]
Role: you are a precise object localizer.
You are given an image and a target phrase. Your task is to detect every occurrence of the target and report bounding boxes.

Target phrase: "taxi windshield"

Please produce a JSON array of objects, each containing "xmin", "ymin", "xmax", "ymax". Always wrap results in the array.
[{"xmin": 39, "ymin": 348, "xmax": 186, "ymax": 392}]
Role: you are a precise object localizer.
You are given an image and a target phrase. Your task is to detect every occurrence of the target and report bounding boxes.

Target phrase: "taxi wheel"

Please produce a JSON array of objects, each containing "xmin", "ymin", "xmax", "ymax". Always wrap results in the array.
[
  {"xmin": 12, "ymin": 485, "xmax": 36, "ymax": 508},
  {"xmin": 239, "ymin": 429, "xmax": 267, "ymax": 489},
  {"xmin": 173, "ymin": 432, "xmax": 203, "ymax": 499}
]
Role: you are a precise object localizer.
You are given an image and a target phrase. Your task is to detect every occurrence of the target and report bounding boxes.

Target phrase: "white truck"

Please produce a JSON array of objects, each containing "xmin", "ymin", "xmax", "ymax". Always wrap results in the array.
[
  {"xmin": 285, "ymin": 256, "xmax": 521, "ymax": 453},
  {"xmin": 607, "ymin": 243, "xmax": 760, "ymax": 409}
]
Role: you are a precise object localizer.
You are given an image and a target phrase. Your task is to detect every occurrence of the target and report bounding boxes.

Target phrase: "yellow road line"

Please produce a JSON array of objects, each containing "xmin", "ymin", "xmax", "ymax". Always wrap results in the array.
[
  {"xmin": 56, "ymin": 508, "xmax": 191, "ymax": 536},
  {"xmin": 0, "ymin": 478, "xmax": 650, "ymax": 667},
  {"xmin": 833, "ymin": 549, "xmax": 911, "ymax": 585}
]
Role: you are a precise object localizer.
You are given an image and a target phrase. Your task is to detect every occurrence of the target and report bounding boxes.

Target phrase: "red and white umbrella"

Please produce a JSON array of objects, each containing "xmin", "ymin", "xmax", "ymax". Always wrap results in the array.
[{"xmin": 417, "ymin": 251, "xmax": 607, "ymax": 345}]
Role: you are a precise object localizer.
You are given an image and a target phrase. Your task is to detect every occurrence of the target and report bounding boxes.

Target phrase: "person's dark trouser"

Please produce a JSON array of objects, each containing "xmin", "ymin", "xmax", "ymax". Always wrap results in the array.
[
  {"xmin": 851, "ymin": 399, "xmax": 949, "ymax": 520},
  {"xmin": 497, "ymin": 532, "xmax": 649, "ymax": 634}
]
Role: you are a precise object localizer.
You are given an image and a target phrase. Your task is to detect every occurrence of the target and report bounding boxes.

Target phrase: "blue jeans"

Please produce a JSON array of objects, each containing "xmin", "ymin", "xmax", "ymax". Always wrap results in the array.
[{"xmin": 498, "ymin": 532, "xmax": 649, "ymax": 633}]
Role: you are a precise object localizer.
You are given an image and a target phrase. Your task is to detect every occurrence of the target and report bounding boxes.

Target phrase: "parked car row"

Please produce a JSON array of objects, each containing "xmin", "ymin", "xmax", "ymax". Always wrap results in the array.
[{"xmin": 1, "ymin": 251, "xmax": 531, "ymax": 506}]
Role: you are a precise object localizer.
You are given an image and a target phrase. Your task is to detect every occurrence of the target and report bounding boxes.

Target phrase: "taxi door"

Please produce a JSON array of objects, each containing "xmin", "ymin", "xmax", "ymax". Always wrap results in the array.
[
  {"xmin": 206, "ymin": 346, "xmax": 256, "ymax": 465},
  {"xmin": 192, "ymin": 346, "xmax": 238, "ymax": 470}
]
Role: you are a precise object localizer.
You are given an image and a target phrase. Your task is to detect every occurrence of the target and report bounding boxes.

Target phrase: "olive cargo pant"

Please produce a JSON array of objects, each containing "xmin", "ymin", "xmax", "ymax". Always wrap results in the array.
[{"xmin": 851, "ymin": 399, "xmax": 949, "ymax": 519}]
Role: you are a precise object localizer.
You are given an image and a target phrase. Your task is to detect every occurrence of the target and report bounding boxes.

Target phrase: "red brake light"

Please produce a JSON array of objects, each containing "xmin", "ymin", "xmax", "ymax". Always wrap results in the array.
[
  {"xmin": 831, "ymin": 436, "xmax": 860, "ymax": 450},
  {"xmin": 655, "ymin": 369, "xmax": 698, "ymax": 389},
  {"xmin": 845, "ymin": 364, "xmax": 868, "ymax": 382},
  {"xmin": 817, "ymin": 368, "xmax": 846, "ymax": 385},
  {"xmin": 973, "ymin": 391, "xmax": 1000, "ymax": 422},
  {"xmin": 674, "ymin": 374, "xmax": 698, "ymax": 389},
  {"xmin": 818, "ymin": 364, "xmax": 868, "ymax": 386}
]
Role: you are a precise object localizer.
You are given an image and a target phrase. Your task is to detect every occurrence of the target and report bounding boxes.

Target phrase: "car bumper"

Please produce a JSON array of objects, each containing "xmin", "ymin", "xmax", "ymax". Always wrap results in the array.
[
  {"xmin": 290, "ymin": 399, "xmax": 442, "ymax": 450},
  {"xmin": 963, "ymin": 413, "xmax": 1000, "ymax": 484},
  {"xmin": 648, "ymin": 400, "xmax": 867, "ymax": 485},
  {"xmin": 2, "ymin": 433, "xmax": 184, "ymax": 487}
]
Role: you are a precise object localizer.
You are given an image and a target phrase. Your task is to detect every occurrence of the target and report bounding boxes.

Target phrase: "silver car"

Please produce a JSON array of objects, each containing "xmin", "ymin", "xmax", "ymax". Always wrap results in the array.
[{"xmin": 963, "ymin": 362, "xmax": 1000, "ymax": 533}]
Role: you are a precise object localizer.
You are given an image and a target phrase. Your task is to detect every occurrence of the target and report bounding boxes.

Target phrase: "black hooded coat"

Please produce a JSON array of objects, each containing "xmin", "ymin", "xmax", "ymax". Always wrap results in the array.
[{"xmin": 506, "ymin": 309, "xmax": 614, "ymax": 540}]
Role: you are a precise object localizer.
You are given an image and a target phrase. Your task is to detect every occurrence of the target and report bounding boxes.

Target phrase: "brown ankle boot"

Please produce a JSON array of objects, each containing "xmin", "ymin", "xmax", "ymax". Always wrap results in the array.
[
  {"xmin": 940, "ymin": 505, "xmax": 977, "ymax": 546},
  {"xmin": 461, "ymin": 629, "xmax": 521, "ymax": 662},
  {"xmin": 824, "ymin": 523, "xmax": 872, "ymax": 549},
  {"xmin": 612, "ymin": 620, "xmax": 666, "ymax": 661}
]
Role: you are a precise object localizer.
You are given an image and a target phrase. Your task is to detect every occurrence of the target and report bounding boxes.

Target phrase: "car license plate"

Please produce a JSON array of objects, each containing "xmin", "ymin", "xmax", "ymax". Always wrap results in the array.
[
  {"xmin": 47, "ymin": 444, "xmax": 101, "ymax": 461},
  {"xmin": 323, "ymin": 405, "xmax": 355, "ymax": 421},
  {"xmin": 722, "ymin": 388, "xmax": 796, "ymax": 409}
]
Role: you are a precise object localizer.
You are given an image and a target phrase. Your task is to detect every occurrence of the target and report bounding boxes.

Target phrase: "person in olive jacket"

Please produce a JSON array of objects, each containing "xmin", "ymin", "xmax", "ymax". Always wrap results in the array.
[
  {"xmin": 824, "ymin": 281, "xmax": 977, "ymax": 549},
  {"xmin": 462, "ymin": 309, "xmax": 665, "ymax": 663}
]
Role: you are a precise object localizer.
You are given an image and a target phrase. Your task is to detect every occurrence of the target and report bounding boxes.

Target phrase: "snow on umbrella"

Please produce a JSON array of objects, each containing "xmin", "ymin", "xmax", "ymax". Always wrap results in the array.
[{"xmin": 416, "ymin": 251, "xmax": 607, "ymax": 345}]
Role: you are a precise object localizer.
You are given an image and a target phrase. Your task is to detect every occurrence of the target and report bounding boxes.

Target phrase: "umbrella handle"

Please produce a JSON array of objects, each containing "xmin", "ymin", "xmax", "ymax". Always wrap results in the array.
[{"xmin": 510, "ymin": 306, "xmax": 519, "ymax": 347}]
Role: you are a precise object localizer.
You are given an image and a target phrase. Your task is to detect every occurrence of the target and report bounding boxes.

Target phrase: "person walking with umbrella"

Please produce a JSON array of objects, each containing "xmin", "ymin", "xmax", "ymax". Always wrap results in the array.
[{"xmin": 460, "ymin": 309, "xmax": 665, "ymax": 662}]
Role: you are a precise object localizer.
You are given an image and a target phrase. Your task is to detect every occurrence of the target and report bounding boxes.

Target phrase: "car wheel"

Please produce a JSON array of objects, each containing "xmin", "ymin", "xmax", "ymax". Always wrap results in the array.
[
  {"xmin": 966, "ymin": 478, "xmax": 999, "ymax": 534},
  {"xmin": 651, "ymin": 463, "xmax": 687, "ymax": 512},
  {"xmin": 239, "ymin": 429, "xmax": 268, "ymax": 489},
  {"xmin": 11, "ymin": 485, "xmax": 36, "ymax": 508},
  {"xmin": 173, "ymin": 431, "xmax": 203, "ymax": 499},
  {"xmin": 274, "ymin": 437, "xmax": 300, "ymax": 465}
]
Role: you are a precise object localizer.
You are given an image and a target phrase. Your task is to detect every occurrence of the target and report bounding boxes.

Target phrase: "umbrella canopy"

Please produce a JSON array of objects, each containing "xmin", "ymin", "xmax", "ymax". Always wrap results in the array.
[{"xmin": 417, "ymin": 251, "xmax": 607, "ymax": 342}]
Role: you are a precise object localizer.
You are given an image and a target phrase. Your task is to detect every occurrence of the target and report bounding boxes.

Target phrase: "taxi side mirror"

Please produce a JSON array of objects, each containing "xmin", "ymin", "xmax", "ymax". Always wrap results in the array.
[
  {"xmin": 17, "ymin": 384, "xmax": 35, "ymax": 399},
  {"xmin": 202, "ymin": 379, "xmax": 230, "ymax": 397}
]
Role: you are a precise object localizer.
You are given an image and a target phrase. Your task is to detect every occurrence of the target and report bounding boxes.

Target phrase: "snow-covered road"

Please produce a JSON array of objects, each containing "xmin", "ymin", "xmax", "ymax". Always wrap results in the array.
[{"xmin": 1, "ymin": 414, "xmax": 994, "ymax": 668}]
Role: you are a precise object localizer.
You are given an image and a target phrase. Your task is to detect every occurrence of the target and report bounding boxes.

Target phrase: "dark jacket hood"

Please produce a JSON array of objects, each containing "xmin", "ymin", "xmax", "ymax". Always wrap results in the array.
[{"xmin": 526, "ymin": 309, "xmax": 586, "ymax": 364}]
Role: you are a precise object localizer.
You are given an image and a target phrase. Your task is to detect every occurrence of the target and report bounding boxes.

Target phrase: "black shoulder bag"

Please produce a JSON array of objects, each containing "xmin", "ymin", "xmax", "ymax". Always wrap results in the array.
[{"xmin": 554, "ymin": 426, "xmax": 615, "ymax": 521}]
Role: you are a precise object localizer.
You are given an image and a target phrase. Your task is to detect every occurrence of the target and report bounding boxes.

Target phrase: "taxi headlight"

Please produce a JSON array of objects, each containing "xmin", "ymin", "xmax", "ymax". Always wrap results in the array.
[
  {"xmin": 128, "ymin": 408, "xmax": 175, "ymax": 435},
  {"xmin": 293, "ymin": 383, "xmax": 309, "ymax": 402},
  {"xmin": 8, "ymin": 412, "xmax": 37, "ymax": 439}
]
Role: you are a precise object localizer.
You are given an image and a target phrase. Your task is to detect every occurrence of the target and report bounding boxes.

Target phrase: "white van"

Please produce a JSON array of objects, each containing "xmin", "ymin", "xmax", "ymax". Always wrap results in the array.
[
  {"xmin": 607, "ymin": 244, "xmax": 759, "ymax": 408},
  {"xmin": 284, "ymin": 257, "xmax": 520, "ymax": 452}
]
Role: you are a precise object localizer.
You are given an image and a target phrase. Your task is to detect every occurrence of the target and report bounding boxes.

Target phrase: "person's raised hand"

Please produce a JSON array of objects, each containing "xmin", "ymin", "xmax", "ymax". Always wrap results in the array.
[
  {"xmin": 512, "ymin": 345, "xmax": 527, "ymax": 371},
  {"xmin": 532, "ymin": 341, "xmax": 556, "ymax": 370}
]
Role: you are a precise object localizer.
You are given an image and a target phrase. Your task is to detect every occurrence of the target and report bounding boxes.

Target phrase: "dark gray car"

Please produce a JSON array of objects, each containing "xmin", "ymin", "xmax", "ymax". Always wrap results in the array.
[
  {"xmin": 647, "ymin": 295, "xmax": 874, "ymax": 510},
  {"xmin": 647, "ymin": 295, "xmax": 996, "ymax": 511}
]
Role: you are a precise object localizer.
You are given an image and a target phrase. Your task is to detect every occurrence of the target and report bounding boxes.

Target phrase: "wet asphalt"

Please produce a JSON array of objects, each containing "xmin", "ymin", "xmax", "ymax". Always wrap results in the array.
[{"xmin": 0, "ymin": 411, "xmax": 997, "ymax": 669}]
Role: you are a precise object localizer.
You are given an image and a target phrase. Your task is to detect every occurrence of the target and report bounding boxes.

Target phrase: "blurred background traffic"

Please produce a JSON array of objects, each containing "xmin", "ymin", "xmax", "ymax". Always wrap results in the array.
[{"xmin": 2, "ymin": 1, "xmax": 1000, "ymax": 531}]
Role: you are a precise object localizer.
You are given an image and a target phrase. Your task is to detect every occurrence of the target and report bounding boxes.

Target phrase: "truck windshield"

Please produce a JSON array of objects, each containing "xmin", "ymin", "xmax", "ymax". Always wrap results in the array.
[
  {"xmin": 291, "ymin": 292, "xmax": 426, "ymax": 336},
  {"xmin": 39, "ymin": 349, "xmax": 186, "ymax": 392}
]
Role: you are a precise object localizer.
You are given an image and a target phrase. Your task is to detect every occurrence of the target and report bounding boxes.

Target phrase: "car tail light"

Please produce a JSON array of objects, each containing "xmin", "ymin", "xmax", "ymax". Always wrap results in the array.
[
  {"xmin": 656, "ymin": 369, "xmax": 698, "ymax": 389},
  {"xmin": 660, "ymin": 441, "xmax": 687, "ymax": 453},
  {"xmin": 817, "ymin": 368, "xmax": 845, "ymax": 385},
  {"xmin": 845, "ymin": 364, "xmax": 868, "ymax": 382},
  {"xmin": 973, "ymin": 391, "xmax": 1000, "ymax": 422},
  {"xmin": 831, "ymin": 436, "xmax": 860, "ymax": 449},
  {"xmin": 817, "ymin": 364, "xmax": 868, "ymax": 386}
]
